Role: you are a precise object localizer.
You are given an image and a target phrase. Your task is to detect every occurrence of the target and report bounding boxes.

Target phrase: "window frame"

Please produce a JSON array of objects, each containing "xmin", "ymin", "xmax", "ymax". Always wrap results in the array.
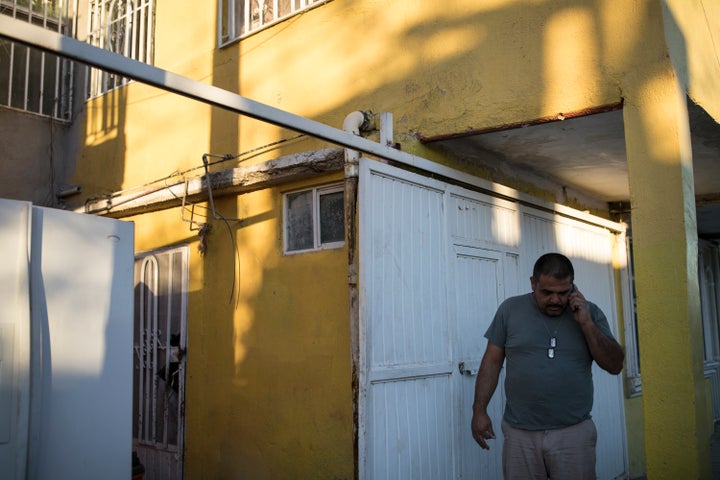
[
  {"xmin": 283, "ymin": 183, "xmax": 345, "ymax": 254},
  {"xmin": 218, "ymin": 0, "xmax": 330, "ymax": 47},
  {"xmin": 620, "ymin": 234, "xmax": 642, "ymax": 397}
]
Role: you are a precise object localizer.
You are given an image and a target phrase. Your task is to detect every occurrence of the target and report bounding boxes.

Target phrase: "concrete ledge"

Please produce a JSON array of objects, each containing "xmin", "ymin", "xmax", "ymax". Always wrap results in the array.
[{"xmin": 80, "ymin": 148, "xmax": 344, "ymax": 218}]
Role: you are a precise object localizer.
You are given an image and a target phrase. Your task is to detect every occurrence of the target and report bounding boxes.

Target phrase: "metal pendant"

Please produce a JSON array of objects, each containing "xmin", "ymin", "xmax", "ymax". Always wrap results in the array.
[{"xmin": 547, "ymin": 336, "xmax": 557, "ymax": 358}]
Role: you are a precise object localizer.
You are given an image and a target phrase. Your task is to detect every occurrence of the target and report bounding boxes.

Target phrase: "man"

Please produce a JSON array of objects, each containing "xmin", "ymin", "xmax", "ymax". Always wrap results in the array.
[{"xmin": 471, "ymin": 252, "xmax": 624, "ymax": 480}]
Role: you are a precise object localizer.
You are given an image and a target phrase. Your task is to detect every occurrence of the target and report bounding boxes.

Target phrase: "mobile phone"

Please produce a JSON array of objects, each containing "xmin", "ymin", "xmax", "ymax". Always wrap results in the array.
[{"xmin": 571, "ymin": 284, "xmax": 579, "ymax": 311}]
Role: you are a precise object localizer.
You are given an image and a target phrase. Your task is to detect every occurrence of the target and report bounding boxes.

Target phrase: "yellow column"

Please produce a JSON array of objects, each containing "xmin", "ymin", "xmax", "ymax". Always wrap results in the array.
[{"xmin": 623, "ymin": 65, "xmax": 711, "ymax": 478}]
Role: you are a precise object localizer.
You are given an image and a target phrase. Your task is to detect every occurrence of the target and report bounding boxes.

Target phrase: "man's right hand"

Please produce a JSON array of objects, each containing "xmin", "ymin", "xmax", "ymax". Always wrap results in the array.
[{"xmin": 471, "ymin": 411, "xmax": 495, "ymax": 450}]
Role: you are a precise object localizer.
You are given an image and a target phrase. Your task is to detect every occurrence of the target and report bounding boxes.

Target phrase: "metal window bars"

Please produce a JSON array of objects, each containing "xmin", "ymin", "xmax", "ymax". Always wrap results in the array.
[
  {"xmin": 219, "ymin": 0, "xmax": 325, "ymax": 47},
  {"xmin": 134, "ymin": 247, "xmax": 187, "ymax": 451},
  {"xmin": 0, "ymin": 0, "xmax": 74, "ymax": 120},
  {"xmin": 86, "ymin": 0, "xmax": 154, "ymax": 98}
]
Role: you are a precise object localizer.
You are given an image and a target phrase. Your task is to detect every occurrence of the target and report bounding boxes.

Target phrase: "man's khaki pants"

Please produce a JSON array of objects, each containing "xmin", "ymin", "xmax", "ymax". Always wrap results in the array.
[{"xmin": 501, "ymin": 418, "xmax": 597, "ymax": 480}]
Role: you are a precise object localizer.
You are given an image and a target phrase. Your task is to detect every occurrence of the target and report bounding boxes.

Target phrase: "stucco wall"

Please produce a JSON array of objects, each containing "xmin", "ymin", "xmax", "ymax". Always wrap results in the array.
[
  {"xmin": 663, "ymin": 0, "xmax": 720, "ymax": 122},
  {"xmin": 69, "ymin": 0, "xmax": 713, "ymax": 209},
  {"xmin": 65, "ymin": 0, "xmax": 618, "ymax": 202},
  {"xmin": 131, "ymin": 173, "xmax": 354, "ymax": 478},
  {"xmin": 0, "ymin": 109, "xmax": 72, "ymax": 206}
]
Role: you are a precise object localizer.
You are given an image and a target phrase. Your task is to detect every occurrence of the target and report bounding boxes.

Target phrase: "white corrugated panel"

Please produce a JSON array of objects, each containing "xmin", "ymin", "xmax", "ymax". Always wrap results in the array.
[
  {"xmin": 448, "ymin": 193, "xmax": 520, "ymax": 248},
  {"xmin": 362, "ymin": 168, "xmax": 454, "ymax": 479},
  {"xmin": 452, "ymin": 246, "xmax": 514, "ymax": 479},
  {"xmin": 368, "ymin": 376, "xmax": 454, "ymax": 479},
  {"xmin": 359, "ymin": 158, "xmax": 628, "ymax": 480},
  {"xmin": 366, "ymin": 172, "xmax": 448, "ymax": 369}
]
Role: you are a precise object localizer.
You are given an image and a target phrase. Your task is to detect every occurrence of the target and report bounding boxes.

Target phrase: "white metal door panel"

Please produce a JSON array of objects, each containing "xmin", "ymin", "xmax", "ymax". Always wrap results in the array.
[
  {"xmin": 360, "ymin": 164, "xmax": 454, "ymax": 479},
  {"xmin": 368, "ymin": 375, "xmax": 454, "ymax": 479},
  {"xmin": 359, "ymin": 158, "xmax": 628, "ymax": 480},
  {"xmin": 27, "ymin": 207, "xmax": 134, "ymax": 480},
  {"xmin": 0, "ymin": 199, "xmax": 32, "ymax": 480},
  {"xmin": 364, "ymin": 171, "xmax": 448, "ymax": 371},
  {"xmin": 452, "ymin": 247, "xmax": 518, "ymax": 479},
  {"xmin": 448, "ymin": 192, "xmax": 520, "ymax": 250},
  {"xmin": 519, "ymin": 209, "xmax": 628, "ymax": 479}
]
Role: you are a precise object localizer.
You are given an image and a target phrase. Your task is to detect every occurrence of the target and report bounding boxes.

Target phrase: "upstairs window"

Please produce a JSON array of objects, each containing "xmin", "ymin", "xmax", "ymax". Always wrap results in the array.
[
  {"xmin": 86, "ymin": 0, "xmax": 155, "ymax": 98},
  {"xmin": 219, "ymin": 0, "xmax": 327, "ymax": 46},
  {"xmin": 284, "ymin": 184, "xmax": 344, "ymax": 253},
  {"xmin": 0, "ymin": 0, "xmax": 74, "ymax": 120}
]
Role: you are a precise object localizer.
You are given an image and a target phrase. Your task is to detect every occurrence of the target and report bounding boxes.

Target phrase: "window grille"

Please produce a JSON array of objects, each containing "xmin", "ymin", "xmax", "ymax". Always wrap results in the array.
[
  {"xmin": 0, "ymin": 0, "xmax": 74, "ymax": 121},
  {"xmin": 219, "ymin": 0, "xmax": 327, "ymax": 47},
  {"xmin": 284, "ymin": 183, "xmax": 344, "ymax": 253},
  {"xmin": 700, "ymin": 240, "xmax": 720, "ymax": 420},
  {"xmin": 86, "ymin": 0, "xmax": 155, "ymax": 98},
  {"xmin": 134, "ymin": 246, "xmax": 188, "ymax": 452}
]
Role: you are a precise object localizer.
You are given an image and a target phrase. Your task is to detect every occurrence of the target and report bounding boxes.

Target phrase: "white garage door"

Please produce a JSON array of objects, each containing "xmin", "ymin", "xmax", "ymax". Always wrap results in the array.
[{"xmin": 358, "ymin": 158, "xmax": 627, "ymax": 480}]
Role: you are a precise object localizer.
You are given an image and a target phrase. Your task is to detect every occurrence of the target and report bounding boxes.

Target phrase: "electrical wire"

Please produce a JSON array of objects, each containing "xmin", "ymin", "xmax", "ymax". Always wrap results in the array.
[{"xmin": 84, "ymin": 133, "xmax": 306, "ymax": 205}]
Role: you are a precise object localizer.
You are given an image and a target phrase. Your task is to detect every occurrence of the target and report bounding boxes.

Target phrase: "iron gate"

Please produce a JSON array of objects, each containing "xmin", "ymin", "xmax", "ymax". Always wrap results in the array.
[{"xmin": 134, "ymin": 246, "xmax": 188, "ymax": 479}]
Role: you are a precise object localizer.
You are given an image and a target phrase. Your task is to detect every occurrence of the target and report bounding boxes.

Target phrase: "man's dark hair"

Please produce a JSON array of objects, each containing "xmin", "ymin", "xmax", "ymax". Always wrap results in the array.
[{"xmin": 533, "ymin": 253, "xmax": 574, "ymax": 281}]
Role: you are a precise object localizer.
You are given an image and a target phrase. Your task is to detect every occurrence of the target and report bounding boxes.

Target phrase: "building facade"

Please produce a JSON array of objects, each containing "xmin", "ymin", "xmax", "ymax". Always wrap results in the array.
[{"xmin": 1, "ymin": 0, "xmax": 720, "ymax": 478}]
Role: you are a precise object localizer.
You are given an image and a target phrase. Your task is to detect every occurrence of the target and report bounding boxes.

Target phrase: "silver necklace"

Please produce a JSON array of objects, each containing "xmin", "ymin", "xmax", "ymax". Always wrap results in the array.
[{"xmin": 542, "ymin": 319, "xmax": 558, "ymax": 359}]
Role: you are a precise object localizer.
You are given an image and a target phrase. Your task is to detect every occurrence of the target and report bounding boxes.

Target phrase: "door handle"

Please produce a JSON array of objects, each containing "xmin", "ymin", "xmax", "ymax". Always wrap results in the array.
[{"xmin": 458, "ymin": 362, "xmax": 478, "ymax": 376}]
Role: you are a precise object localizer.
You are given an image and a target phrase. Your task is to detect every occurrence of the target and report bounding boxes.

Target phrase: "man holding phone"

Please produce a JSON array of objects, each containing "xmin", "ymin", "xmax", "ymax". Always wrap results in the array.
[{"xmin": 471, "ymin": 252, "xmax": 624, "ymax": 480}]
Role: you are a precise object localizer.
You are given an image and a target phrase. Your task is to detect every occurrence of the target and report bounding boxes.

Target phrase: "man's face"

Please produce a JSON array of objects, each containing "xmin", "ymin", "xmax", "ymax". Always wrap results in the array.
[{"xmin": 531, "ymin": 274, "xmax": 574, "ymax": 317}]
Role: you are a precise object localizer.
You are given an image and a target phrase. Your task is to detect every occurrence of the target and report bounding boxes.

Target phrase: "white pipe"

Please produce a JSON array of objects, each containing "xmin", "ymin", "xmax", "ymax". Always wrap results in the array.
[
  {"xmin": 343, "ymin": 111, "xmax": 366, "ymax": 177},
  {"xmin": 380, "ymin": 112, "xmax": 394, "ymax": 148},
  {"xmin": 342, "ymin": 111, "xmax": 366, "ymax": 135}
]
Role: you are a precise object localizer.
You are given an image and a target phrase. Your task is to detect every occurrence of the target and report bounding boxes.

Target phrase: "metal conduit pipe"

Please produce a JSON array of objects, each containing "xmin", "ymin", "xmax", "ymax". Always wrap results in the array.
[
  {"xmin": 342, "ymin": 110, "xmax": 370, "ymax": 479},
  {"xmin": 342, "ymin": 110, "xmax": 366, "ymax": 178},
  {"xmin": 342, "ymin": 110, "xmax": 372, "ymax": 277}
]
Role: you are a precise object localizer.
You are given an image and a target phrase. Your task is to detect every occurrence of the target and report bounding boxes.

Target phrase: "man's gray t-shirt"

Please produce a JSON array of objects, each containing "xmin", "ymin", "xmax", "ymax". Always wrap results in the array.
[{"xmin": 484, "ymin": 293, "xmax": 616, "ymax": 430}]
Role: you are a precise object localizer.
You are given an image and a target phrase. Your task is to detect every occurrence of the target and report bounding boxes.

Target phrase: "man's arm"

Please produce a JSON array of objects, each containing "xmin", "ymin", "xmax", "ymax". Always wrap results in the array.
[
  {"xmin": 569, "ymin": 286, "xmax": 625, "ymax": 374},
  {"xmin": 471, "ymin": 342, "xmax": 505, "ymax": 450}
]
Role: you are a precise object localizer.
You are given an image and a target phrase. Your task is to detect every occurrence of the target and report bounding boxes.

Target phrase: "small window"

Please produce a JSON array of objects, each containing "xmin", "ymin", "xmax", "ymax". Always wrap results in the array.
[
  {"xmin": 219, "ymin": 0, "xmax": 327, "ymax": 46},
  {"xmin": 284, "ymin": 184, "xmax": 344, "ymax": 253}
]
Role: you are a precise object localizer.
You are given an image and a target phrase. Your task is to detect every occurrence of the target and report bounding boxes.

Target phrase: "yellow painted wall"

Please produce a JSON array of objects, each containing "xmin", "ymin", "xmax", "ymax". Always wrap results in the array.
[
  {"xmin": 72, "ymin": 0, "xmax": 717, "ymax": 206},
  {"xmin": 71, "ymin": 0, "xmax": 669, "ymax": 200},
  {"xmin": 623, "ymin": 63, "xmax": 711, "ymax": 478},
  {"xmin": 73, "ymin": 0, "xmax": 713, "ymax": 200},
  {"xmin": 624, "ymin": 397, "xmax": 647, "ymax": 476},
  {"xmin": 68, "ymin": 0, "xmax": 719, "ymax": 477},
  {"xmin": 130, "ymin": 173, "xmax": 354, "ymax": 479},
  {"xmin": 663, "ymin": 0, "xmax": 720, "ymax": 122}
]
